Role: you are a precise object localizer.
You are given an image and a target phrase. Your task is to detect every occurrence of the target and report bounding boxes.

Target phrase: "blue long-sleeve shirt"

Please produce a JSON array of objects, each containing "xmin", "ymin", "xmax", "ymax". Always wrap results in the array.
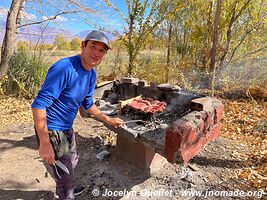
[{"xmin": 32, "ymin": 55, "xmax": 96, "ymax": 130}]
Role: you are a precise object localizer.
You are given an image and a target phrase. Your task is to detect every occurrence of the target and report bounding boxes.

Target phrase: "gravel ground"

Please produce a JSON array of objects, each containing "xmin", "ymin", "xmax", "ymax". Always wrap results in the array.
[{"xmin": 0, "ymin": 116, "xmax": 265, "ymax": 200}]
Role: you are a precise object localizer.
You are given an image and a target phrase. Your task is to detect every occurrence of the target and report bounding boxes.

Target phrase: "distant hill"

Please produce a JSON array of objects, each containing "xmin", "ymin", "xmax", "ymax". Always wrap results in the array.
[
  {"xmin": 19, "ymin": 26, "xmax": 73, "ymax": 44},
  {"xmin": 71, "ymin": 30, "xmax": 117, "ymax": 41},
  {"xmin": 0, "ymin": 23, "xmax": 72, "ymax": 44},
  {"xmin": 0, "ymin": 22, "xmax": 118, "ymax": 44}
]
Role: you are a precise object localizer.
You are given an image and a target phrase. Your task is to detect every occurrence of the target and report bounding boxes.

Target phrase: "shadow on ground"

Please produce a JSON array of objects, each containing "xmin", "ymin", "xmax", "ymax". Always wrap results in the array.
[
  {"xmin": 190, "ymin": 156, "xmax": 243, "ymax": 168},
  {"xmin": 0, "ymin": 189, "xmax": 53, "ymax": 200}
]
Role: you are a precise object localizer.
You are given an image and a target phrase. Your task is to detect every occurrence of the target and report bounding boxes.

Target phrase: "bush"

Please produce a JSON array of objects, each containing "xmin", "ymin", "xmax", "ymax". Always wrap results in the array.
[{"xmin": 3, "ymin": 50, "xmax": 51, "ymax": 98}]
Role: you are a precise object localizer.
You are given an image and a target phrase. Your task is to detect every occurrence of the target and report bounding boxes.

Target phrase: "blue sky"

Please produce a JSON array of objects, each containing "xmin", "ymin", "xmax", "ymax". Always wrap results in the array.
[{"xmin": 0, "ymin": 0, "xmax": 128, "ymax": 36}]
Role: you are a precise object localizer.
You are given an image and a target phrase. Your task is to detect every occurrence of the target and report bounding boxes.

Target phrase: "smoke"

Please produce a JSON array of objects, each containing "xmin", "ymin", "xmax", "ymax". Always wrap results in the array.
[{"xmin": 216, "ymin": 57, "xmax": 267, "ymax": 89}]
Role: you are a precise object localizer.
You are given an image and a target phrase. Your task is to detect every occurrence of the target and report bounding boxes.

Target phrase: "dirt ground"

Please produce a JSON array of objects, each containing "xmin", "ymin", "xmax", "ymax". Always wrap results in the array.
[{"xmin": 0, "ymin": 113, "xmax": 265, "ymax": 200}]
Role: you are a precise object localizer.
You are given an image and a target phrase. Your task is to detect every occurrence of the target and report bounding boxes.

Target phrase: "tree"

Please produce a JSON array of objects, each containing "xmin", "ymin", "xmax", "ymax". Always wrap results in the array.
[
  {"xmin": 105, "ymin": 0, "xmax": 175, "ymax": 75},
  {"xmin": 165, "ymin": 23, "xmax": 172, "ymax": 83},
  {"xmin": 0, "ymin": 0, "xmax": 97, "ymax": 79},
  {"xmin": 17, "ymin": 41, "xmax": 30, "ymax": 52},
  {"xmin": 0, "ymin": 0, "xmax": 25, "ymax": 79},
  {"xmin": 161, "ymin": 0, "xmax": 187, "ymax": 82},
  {"xmin": 70, "ymin": 37, "xmax": 82, "ymax": 50},
  {"xmin": 53, "ymin": 34, "xmax": 71, "ymax": 50},
  {"xmin": 210, "ymin": 0, "xmax": 222, "ymax": 93},
  {"xmin": 155, "ymin": 0, "xmax": 267, "ymax": 88}
]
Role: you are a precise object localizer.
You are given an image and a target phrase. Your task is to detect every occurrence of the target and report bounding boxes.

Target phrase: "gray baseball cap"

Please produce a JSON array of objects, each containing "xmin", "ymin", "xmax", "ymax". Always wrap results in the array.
[{"xmin": 84, "ymin": 30, "xmax": 111, "ymax": 49}]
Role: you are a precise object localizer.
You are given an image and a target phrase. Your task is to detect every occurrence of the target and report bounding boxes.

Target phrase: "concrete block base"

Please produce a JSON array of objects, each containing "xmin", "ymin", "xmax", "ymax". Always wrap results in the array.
[{"xmin": 116, "ymin": 133, "xmax": 167, "ymax": 172}]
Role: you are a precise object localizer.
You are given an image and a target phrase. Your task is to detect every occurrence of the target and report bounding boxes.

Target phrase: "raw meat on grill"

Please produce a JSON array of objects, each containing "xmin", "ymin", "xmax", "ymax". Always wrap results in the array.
[{"xmin": 127, "ymin": 98, "xmax": 167, "ymax": 114}]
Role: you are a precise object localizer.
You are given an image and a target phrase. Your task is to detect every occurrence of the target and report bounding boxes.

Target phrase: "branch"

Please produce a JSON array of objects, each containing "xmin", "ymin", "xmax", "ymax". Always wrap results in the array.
[
  {"xmin": 104, "ymin": 0, "xmax": 128, "ymax": 23},
  {"xmin": 219, "ymin": 0, "xmax": 252, "ymax": 69},
  {"xmin": 226, "ymin": 29, "xmax": 253, "ymax": 65},
  {"xmin": 17, "ymin": 10, "xmax": 80, "ymax": 28},
  {"xmin": 17, "ymin": 32, "xmax": 45, "ymax": 36},
  {"xmin": 232, "ymin": 0, "xmax": 252, "ymax": 23},
  {"xmin": 237, "ymin": 45, "xmax": 267, "ymax": 60},
  {"xmin": 66, "ymin": 0, "xmax": 97, "ymax": 13}
]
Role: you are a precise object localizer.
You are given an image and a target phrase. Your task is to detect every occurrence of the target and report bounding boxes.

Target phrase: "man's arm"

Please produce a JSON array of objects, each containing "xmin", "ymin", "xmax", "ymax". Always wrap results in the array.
[
  {"xmin": 32, "ymin": 108, "xmax": 55, "ymax": 164},
  {"xmin": 87, "ymin": 104, "xmax": 124, "ymax": 127}
]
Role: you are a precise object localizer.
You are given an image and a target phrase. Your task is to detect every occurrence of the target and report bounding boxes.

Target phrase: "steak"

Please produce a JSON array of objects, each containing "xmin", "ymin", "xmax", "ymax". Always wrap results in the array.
[{"xmin": 127, "ymin": 98, "xmax": 167, "ymax": 114}]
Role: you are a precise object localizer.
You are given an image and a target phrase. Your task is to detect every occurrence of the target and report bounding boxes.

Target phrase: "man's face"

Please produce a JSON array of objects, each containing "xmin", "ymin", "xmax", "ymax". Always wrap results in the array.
[{"xmin": 81, "ymin": 40, "xmax": 108, "ymax": 69}]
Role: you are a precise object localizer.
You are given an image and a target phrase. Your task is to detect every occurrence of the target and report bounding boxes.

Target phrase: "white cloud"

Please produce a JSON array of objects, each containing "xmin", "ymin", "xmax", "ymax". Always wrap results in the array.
[
  {"xmin": 42, "ymin": 15, "xmax": 68, "ymax": 23},
  {"xmin": 0, "ymin": 8, "xmax": 36, "ymax": 22},
  {"xmin": 22, "ymin": 12, "xmax": 36, "ymax": 21},
  {"xmin": 98, "ymin": 19, "xmax": 125, "ymax": 29},
  {"xmin": 0, "ymin": 8, "xmax": 8, "ymax": 22},
  {"xmin": 70, "ymin": 18, "xmax": 78, "ymax": 22}
]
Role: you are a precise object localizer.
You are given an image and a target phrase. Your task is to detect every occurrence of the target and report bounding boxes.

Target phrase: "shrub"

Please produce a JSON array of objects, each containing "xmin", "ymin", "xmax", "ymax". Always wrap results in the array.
[{"xmin": 3, "ymin": 50, "xmax": 51, "ymax": 98}]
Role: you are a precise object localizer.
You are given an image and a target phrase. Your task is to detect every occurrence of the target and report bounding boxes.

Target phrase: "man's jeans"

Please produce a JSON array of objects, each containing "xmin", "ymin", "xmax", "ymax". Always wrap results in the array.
[{"xmin": 35, "ymin": 128, "xmax": 78, "ymax": 200}]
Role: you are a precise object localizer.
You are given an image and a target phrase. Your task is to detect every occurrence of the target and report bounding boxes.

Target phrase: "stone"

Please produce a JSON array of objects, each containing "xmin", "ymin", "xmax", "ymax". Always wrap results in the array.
[
  {"xmin": 212, "ymin": 99, "xmax": 224, "ymax": 124},
  {"xmin": 138, "ymin": 80, "xmax": 148, "ymax": 87},
  {"xmin": 164, "ymin": 103, "xmax": 223, "ymax": 164},
  {"xmin": 116, "ymin": 133, "xmax": 166, "ymax": 171},
  {"xmin": 94, "ymin": 81, "xmax": 114, "ymax": 100},
  {"xmin": 188, "ymin": 163, "xmax": 200, "ymax": 171},
  {"xmin": 96, "ymin": 150, "xmax": 111, "ymax": 161},
  {"xmin": 164, "ymin": 119, "xmax": 198, "ymax": 163},
  {"xmin": 190, "ymin": 97, "xmax": 212, "ymax": 111},
  {"xmin": 205, "ymin": 123, "xmax": 222, "ymax": 143},
  {"xmin": 121, "ymin": 77, "xmax": 139, "ymax": 84},
  {"xmin": 157, "ymin": 83, "xmax": 181, "ymax": 91}
]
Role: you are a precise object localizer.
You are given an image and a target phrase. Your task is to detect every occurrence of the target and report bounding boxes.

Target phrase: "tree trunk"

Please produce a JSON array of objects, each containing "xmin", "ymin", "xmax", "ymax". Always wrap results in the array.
[
  {"xmin": 128, "ymin": 52, "xmax": 134, "ymax": 75},
  {"xmin": 127, "ymin": 9, "xmax": 135, "ymax": 76},
  {"xmin": 165, "ymin": 23, "xmax": 172, "ymax": 83},
  {"xmin": 209, "ymin": 0, "xmax": 222, "ymax": 93},
  {"xmin": 0, "ymin": 0, "xmax": 25, "ymax": 79},
  {"xmin": 210, "ymin": 0, "xmax": 222, "ymax": 73},
  {"xmin": 182, "ymin": 28, "xmax": 186, "ymax": 59}
]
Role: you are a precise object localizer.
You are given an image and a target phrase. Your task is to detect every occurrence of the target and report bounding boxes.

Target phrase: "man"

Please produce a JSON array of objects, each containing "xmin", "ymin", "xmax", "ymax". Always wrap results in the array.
[{"xmin": 32, "ymin": 30, "xmax": 124, "ymax": 199}]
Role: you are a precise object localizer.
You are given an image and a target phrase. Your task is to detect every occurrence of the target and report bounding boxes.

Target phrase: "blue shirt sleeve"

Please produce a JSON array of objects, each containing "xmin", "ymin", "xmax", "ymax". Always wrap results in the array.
[
  {"xmin": 81, "ymin": 69, "xmax": 96, "ymax": 110},
  {"xmin": 31, "ymin": 61, "xmax": 71, "ymax": 110}
]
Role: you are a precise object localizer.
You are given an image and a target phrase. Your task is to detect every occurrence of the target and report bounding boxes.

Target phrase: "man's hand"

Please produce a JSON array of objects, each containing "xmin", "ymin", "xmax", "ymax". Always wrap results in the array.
[
  {"xmin": 88, "ymin": 104, "xmax": 124, "ymax": 128},
  {"xmin": 107, "ymin": 117, "xmax": 124, "ymax": 128},
  {"xmin": 39, "ymin": 142, "xmax": 55, "ymax": 165},
  {"xmin": 32, "ymin": 108, "xmax": 55, "ymax": 164}
]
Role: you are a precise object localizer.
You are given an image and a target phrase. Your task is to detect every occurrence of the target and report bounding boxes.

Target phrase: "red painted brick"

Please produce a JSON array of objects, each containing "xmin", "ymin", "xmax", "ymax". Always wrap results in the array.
[
  {"xmin": 196, "ymin": 117, "xmax": 205, "ymax": 134},
  {"xmin": 206, "ymin": 109, "xmax": 215, "ymax": 127},
  {"xmin": 164, "ymin": 119, "xmax": 194, "ymax": 163},
  {"xmin": 195, "ymin": 110, "xmax": 214, "ymax": 131},
  {"xmin": 212, "ymin": 99, "xmax": 224, "ymax": 124},
  {"xmin": 206, "ymin": 123, "xmax": 222, "ymax": 143},
  {"xmin": 164, "ymin": 110, "xmax": 222, "ymax": 164},
  {"xmin": 188, "ymin": 111, "xmax": 206, "ymax": 133},
  {"xmin": 190, "ymin": 97, "xmax": 212, "ymax": 111},
  {"xmin": 184, "ymin": 127, "xmax": 198, "ymax": 146},
  {"xmin": 164, "ymin": 118, "xmax": 202, "ymax": 163},
  {"xmin": 182, "ymin": 136, "xmax": 206, "ymax": 163}
]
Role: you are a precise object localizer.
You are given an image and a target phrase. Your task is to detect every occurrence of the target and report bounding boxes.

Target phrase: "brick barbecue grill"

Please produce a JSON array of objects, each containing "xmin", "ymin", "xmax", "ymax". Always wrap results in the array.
[{"xmin": 94, "ymin": 77, "xmax": 224, "ymax": 171}]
